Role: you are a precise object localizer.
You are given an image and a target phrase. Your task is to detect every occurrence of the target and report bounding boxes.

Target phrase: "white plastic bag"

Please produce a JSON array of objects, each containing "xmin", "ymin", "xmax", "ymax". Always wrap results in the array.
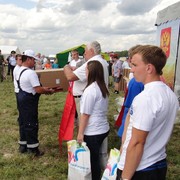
[
  {"xmin": 67, "ymin": 140, "xmax": 91, "ymax": 180},
  {"xmin": 101, "ymin": 148, "xmax": 120, "ymax": 180}
]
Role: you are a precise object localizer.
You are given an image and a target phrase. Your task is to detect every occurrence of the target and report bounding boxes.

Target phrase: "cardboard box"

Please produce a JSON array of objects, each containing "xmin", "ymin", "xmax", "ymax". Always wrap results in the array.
[{"xmin": 35, "ymin": 69, "xmax": 69, "ymax": 92}]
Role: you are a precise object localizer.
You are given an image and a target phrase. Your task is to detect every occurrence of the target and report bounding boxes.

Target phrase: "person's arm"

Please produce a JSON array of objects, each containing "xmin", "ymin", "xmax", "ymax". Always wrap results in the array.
[
  {"xmin": 77, "ymin": 113, "xmax": 90, "ymax": 144},
  {"xmin": 120, "ymin": 112, "xmax": 130, "ymax": 154},
  {"xmin": 121, "ymin": 128, "xmax": 148, "ymax": 179},
  {"xmin": 64, "ymin": 64, "xmax": 79, "ymax": 81},
  {"xmin": 112, "ymin": 65, "xmax": 114, "ymax": 77},
  {"xmin": 34, "ymin": 86, "xmax": 54, "ymax": 94}
]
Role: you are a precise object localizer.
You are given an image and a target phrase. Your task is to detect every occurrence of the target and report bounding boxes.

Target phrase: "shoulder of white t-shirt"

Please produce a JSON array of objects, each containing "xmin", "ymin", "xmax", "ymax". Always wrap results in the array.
[{"xmin": 89, "ymin": 55, "xmax": 108, "ymax": 65}]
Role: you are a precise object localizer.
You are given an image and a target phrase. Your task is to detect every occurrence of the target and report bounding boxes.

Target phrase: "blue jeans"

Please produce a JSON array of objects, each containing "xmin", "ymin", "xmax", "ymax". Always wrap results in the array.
[{"xmin": 84, "ymin": 131, "xmax": 109, "ymax": 180}]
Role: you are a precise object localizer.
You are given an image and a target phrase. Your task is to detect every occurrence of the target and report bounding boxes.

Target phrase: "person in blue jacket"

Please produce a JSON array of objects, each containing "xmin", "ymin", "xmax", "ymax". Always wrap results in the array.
[
  {"xmin": 117, "ymin": 45, "xmax": 144, "ymax": 141},
  {"xmin": 118, "ymin": 77, "xmax": 144, "ymax": 139}
]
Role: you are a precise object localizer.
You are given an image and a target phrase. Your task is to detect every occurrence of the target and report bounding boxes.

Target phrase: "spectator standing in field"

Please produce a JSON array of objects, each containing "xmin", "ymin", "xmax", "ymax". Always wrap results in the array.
[
  {"xmin": 68, "ymin": 49, "xmax": 85, "ymax": 125},
  {"xmin": 117, "ymin": 77, "xmax": 144, "ymax": 142},
  {"xmin": 116, "ymin": 45, "xmax": 179, "ymax": 180},
  {"xmin": 52, "ymin": 59, "xmax": 59, "ymax": 69},
  {"xmin": 69, "ymin": 50, "xmax": 83, "ymax": 70},
  {"xmin": 64, "ymin": 41, "xmax": 109, "ymax": 170},
  {"xmin": 17, "ymin": 50, "xmax": 54, "ymax": 156},
  {"xmin": 77, "ymin": 60, "xmax": 110, "ymax": 180},
  {"xmin": 8, "ymin": 50, "xmax": 16, "ymax": 80},
  {"xmin": 44, "ymin": 58, "xmax": 52, "ymax": 69},
  {"xmin": 117, "ymin": 45, "xmax": 144, "ymax": 144},
  {"xmin": 6, "ymin": 54, "xmax": 11, "ymax": 76},
  {"xmin": 35, "ymin": 60, "xmax": 43, "ymax": 70},
  {"xmin": 108, "ymin": 58, "xmax": 114, "ymax": 86},
  {"xmin": 122, "ymin": 57, "xmax": 131, "ymax": 70},
  {"xmin": 0, "ymin": 50, "xmax": 5, "ymax": 82},
  {"xmin": 112, "ymin": 54, "xmax": 123, "ymax": 94}
]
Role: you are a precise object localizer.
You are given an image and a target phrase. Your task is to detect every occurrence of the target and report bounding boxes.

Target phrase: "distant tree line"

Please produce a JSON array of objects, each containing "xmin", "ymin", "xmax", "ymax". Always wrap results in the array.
[
  {"xmin": 114, "ymin": 50, "xmax": 128, "ymax": 57},
  {"xmin": 107, "ymin": 50, "xmax": 128, "ymax": 58}
]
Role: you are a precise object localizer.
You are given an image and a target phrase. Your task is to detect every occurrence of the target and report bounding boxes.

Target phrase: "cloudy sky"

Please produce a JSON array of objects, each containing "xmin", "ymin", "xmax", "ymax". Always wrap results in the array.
[{"xmin": 0, "ymin": 0, "xmax": 179, "ymax": 56}]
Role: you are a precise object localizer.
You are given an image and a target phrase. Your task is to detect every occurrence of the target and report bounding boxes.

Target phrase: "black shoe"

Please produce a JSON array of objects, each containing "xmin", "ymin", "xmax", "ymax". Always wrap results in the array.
[
  {"xmin": 27, "ymin": 148, "xmax": 44, "ymax": 157},
  {"xmin": 19, "ymin": 145, "xmax": 27, "ymax": 153}
]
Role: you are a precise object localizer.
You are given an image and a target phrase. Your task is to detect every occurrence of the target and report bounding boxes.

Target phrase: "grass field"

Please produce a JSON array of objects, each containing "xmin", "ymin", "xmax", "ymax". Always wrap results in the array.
[{"xmin": 0, "ymin": 75, "xmax": 179, "ymax": 180}]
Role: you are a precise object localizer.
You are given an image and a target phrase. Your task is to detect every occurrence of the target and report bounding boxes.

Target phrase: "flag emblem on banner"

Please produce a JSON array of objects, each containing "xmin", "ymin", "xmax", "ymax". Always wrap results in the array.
[{"xmin": 160, "ymin": 27, "xmax": 171, "ymax": 58}]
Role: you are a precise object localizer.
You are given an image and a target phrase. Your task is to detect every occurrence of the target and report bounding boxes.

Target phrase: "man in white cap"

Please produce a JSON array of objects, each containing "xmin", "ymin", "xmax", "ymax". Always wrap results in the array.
[{"xmin": 16, "ymin": 50, "xmax": 54, "ymax": 156}]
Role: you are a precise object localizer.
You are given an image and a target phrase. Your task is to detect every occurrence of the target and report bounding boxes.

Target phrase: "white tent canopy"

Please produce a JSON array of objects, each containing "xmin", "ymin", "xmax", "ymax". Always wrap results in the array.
[
  {"xmin": 155, "ymin": 1, "xmax": 180, "ymax": 25},
  {"xmin": 0, "ymin": 45, "xmax": 21, "ymax": 58}
]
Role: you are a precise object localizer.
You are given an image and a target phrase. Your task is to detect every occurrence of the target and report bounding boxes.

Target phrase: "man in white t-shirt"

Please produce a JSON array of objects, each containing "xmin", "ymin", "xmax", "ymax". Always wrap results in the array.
[
  {"xmin": 64, "ymin": 41, "xmax": 109, "ymax": 169},
  {"xmin": 17, "ymin": 50, "xmax": 54, "ymax": 157},
  {"xmin": 69, "ymin": 50, "xmax": 83, "ymax": 69},
  {"xmin": 69, "ymin": 50, "xmax": 84, "ymax": 124},
  {"xmin": 116, "ymin": 45, "xmax": 179, "ymax": 180}
]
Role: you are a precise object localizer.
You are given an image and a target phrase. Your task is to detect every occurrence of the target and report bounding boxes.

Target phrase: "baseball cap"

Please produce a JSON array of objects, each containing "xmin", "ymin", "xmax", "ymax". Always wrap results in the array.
[{"xmin": 23, "ymin": 50, "xmax": 39, "ymax": 60}]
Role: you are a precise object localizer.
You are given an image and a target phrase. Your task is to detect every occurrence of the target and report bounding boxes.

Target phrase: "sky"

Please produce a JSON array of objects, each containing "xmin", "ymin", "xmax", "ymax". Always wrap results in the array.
[{"xmin": 0, "ymin": 0, "xmax": 179, "ymax": 56}]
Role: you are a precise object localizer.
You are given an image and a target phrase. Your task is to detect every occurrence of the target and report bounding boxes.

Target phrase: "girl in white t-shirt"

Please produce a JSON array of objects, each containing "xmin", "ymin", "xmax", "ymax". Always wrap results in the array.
[{"xmin": 77, "ymin": 60, "xmax": 110, "ymax": 180}]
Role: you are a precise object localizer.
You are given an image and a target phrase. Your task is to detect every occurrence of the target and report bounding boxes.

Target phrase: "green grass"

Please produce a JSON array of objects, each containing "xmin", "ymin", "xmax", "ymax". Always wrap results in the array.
[{"xmin": 0, "ymin": 75, "xmax": 179, "ymax": 180}]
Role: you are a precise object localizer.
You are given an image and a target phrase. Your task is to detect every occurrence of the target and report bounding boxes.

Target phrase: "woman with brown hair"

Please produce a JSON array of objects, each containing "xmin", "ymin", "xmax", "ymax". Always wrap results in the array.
[{"xmin": 77, "ymin": 60, "xmax": 110, "ymax": 180}]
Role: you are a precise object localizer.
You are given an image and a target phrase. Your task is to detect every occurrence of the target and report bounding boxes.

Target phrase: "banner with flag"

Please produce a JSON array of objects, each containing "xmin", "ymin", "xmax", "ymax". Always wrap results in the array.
[{"xmin": 156, "ymin": 19, "xmax": 180, "ymax": 89}]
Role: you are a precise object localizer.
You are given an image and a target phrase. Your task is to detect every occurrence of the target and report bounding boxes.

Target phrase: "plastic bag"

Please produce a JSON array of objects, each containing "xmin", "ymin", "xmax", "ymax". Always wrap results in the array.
[
  {"xmin": 67, "ymin": 140, "xmax": 91, "ymax": 180},
  {"xmin": 101, "ymin": 148, "xmax": 120, "ymax": 180}
]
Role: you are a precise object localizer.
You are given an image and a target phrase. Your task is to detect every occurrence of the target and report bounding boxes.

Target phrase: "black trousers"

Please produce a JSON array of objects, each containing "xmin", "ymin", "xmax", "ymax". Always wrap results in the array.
[
  {"xmin": 116, "ymin": 159, "xmax": 167, "ymax": 180},
  {"xmin": 17, "ymin": 90, "xmax": 40, "ymax": 148},
  {"xmin": 10, "ymin": 64, "xmax": 15, "ymax": 81},
  {"xmin": 84, "ymin": 131, "xmax": 109, "ymax": 180}
]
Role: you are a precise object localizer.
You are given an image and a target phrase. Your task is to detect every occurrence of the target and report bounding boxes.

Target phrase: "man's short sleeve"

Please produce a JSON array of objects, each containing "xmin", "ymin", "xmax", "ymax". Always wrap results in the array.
[
  {"xmin": 131, "ymin": 94, "xmax": 155, "ymax": 131},
  {"xmin": 73, "ymin": 62, "xmax": 87, "ymax": 82},
  {"xmin": 29, "ymin": 71, "xmax": 41, "ymax": 87}
]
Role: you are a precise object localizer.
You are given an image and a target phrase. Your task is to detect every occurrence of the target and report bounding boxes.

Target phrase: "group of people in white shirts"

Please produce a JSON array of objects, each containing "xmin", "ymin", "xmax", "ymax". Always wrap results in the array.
[
  {"xmin": 11, "ymin": 41, "xmax": 179, "ymax": 180},
  {"xmin": 64, "ymin": 41, "xmax": 179, "ymax": 180}
]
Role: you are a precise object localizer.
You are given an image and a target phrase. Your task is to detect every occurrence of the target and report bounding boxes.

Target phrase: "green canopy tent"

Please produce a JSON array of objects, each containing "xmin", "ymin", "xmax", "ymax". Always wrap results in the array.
[
  {"xmin": 56, "ymin": 44, "xmax": 85, "ymax": 68},
  {"xmin": 56, "ymin": 44, "xmax": 110, "ymax": 68}
]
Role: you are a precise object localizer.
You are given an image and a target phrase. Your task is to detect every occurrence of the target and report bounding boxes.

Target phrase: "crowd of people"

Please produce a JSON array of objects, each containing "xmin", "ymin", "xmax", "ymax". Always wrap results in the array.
[
  {"xmin": 108, "ymin": 53, "xmax": 131, "ymax": 94},
  {"xmin": 64, "ymin": 41, "xmax": 179, "ymax": 180},
  {"xmin": 0, "ymin": 50, "xmax": 59, "ymax": 83},
  {"xmin": 0, "ymin": 41, "xmax": 179, "ymax": 180}
]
